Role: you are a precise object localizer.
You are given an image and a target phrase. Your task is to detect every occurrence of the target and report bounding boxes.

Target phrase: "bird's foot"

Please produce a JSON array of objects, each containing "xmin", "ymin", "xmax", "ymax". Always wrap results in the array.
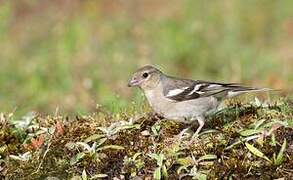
[
  {"xmin": 176, "ymin": 127, "xmax": 193, "ymax": 140},
  {"xmin": 191, "ymin": 132, "xmax": 199, "ymax": 139},
  {"xmin": 186, "ymin": 133, "xmax": 201, "ymax": 145},
  {"xmin": 151, "ymin": 113, "xmax": 164, "ymax": 121}
]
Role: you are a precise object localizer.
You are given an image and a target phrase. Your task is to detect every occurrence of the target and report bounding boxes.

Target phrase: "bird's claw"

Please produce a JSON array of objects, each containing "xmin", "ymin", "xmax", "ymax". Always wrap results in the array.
[
  {"xmin": 176, "ymin": 128, "xmax": 193, "ymax": 140},
  {"xmin": 191, "ymin": 132, "xmax": 199, "ymax": 139}
]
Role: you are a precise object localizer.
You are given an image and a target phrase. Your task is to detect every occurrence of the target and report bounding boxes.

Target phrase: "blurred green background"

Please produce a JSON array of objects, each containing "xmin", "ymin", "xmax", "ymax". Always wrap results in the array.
[{"xmin": 0, "ymin": 0, "xmax": 292, "ymax": 115}]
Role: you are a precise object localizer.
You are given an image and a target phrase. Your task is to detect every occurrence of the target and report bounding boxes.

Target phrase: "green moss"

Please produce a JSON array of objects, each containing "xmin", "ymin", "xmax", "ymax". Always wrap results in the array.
[{"xmin": 1, "ymin": 99, "xmax": 292, "ymax": 179}]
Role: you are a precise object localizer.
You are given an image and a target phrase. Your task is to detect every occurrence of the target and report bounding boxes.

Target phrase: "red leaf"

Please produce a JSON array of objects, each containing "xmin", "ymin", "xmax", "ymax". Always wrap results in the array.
[
  {"xmin": 26, "ymin": 134, "xmax": 45, "ymax": 150},
  {"xmin": 55, "ymin": 120, "xmax": 65, "ymax": 136}
]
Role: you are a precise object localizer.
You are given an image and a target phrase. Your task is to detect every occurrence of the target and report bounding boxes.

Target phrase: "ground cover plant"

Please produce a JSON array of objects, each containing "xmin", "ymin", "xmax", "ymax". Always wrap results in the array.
[{"xmin": 1, "ymin": 98, "xmax": 292, "ymax": 179}]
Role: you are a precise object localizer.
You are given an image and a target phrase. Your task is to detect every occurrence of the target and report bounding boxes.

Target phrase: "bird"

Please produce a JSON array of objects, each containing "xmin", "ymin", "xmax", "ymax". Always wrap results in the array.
[{"xmin": 128, "ymin": 65, "xmax": 271, "ymax": 137}]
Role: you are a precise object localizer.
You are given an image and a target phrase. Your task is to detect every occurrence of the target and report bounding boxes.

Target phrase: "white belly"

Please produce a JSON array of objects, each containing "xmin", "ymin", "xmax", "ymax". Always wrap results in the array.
[
  {"xmin": 144, "ymin": 89, "xmax": 219, "ymax": 122},
  {"xmin": 163, "ymin": 97, "xmax": 219, "ymax": 119}
]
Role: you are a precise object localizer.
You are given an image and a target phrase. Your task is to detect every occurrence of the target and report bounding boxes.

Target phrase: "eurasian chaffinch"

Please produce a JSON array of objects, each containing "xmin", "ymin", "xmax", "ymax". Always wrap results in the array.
[{"xmin": 128, "ymin": 65, "xmax": 270, "ymax": 136}]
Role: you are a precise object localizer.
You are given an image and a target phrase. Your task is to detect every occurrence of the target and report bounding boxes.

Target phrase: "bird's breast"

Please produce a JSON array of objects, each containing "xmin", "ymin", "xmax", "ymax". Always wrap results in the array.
[{"xmin": 144, "ymin": 89, "xmax": 172, "ymax": 115}]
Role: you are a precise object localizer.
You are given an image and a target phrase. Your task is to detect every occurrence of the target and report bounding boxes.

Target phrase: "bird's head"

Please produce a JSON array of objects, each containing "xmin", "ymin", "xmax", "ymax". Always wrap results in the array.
[{"xmin": 128, "ymin": 65, "xmax": 162, "ymax": 90}]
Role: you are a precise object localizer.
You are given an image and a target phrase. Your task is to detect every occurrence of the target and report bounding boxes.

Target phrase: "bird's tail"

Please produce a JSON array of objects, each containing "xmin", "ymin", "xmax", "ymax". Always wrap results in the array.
[{"xmin": 226, "ymin": 87, "xmax": 273, "ymax": 98}]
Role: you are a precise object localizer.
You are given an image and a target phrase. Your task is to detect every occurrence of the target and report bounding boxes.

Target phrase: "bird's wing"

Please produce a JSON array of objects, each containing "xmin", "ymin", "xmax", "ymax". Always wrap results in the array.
[{"xmin": 163, "ymin": 78, "xmax": 267, "ymax": 102}]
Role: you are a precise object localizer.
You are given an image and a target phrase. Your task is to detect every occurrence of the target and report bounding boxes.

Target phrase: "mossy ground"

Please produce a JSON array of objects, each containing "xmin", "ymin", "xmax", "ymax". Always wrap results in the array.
[{"xmin": 1, "ymin": 98, "xmax": 292, "ymax": 180}]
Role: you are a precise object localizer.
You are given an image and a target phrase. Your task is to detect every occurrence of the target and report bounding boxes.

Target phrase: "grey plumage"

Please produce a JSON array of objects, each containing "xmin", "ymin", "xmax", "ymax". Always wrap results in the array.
[{"xmin": 128, "ymin": 65, "xmax": 271, "ymax": 136}]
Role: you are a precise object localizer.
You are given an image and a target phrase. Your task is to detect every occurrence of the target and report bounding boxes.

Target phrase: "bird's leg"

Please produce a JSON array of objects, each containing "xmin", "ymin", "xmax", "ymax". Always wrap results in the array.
[
  {"xmin": 178, "ymin": 127, "xmax": 191, "ymax": 138},
  {"xmin": 192, "ymin": 116, "xmax": 205, "ymax": 139},
  {"xmin": 177, "ymin": 119, "xmax": 197, "ymax": 139},
  {"xmin": 153, "ymin": 113, "xmax": 164, "ymax": 121}
]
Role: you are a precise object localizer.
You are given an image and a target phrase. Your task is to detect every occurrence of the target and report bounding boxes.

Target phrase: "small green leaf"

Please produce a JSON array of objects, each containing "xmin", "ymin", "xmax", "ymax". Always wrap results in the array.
[
  {"xmin": 225, "ymin": 135, "xmax": 261, "ymax": 150},
  {"xmin": 256, "ymin": 135, "xmax": 264, "ymax": 147},
  {"xmin": 0, "ymin": 145, "xmax": 7, "ymax": 153},
  {"xmin": 97, "ymin": 145, "xmax": 124, "ymax": 151},
  {"xmin": 90, "ymin": 174, "xmax": 108, "ymax": 179},
  {"xmin": 272, "ymin": 153, "xmax": 277, "ymax": 165},
  {"xmin": 120, "ymin": 124, "xmax": 140, "ymax": 130},
  {"xmin": 132, "ymin": 152, "xmax": 142, "ymax": 160},
  {"xmin": 198, "ymin": 154, "xmax": 217, "ymax": 161},
  {"xmin": 264, "ymin": 120, "xmax": 288, "ymax": 129},
  {"xmin": 177, "ymin": 157, "xmax": 194, "ymax": 166},
  {"xmin": 239, "ymin": 129, "xmax": 263, "ymax": 137},
  {"xmin": 162, "ymin": 165, "xmax": 168, "ymax": 178},
  {"xmin": 253, "ymin": 119, "xmax": 266, "ymax": 129},
  {"xmin": 196, "ymin": 172, "xmax": 207, "ymax": 180},
  {"xmin": 288, "ymin": 119, "xmax": 293, "ymax": 128},
  {"xmin": 96, "ymin": 138, "xmax": 107, "ymax": 147},
  {"xmin": 148, "ymin": 153, "xmax": 157, "ymax": 160},
  {"xmin": 97, "ymin": 127, "xmax": 109, "ymax": 134},
  {"xmin": 245, "ymin": 143, "xmax": 270, "ymax": 162},
  {"xmin": 70, "ymin": 152, "xmax": 86, "ymax": 165},
  {"xmin": 225, "ymin": 140, "xmax": 242, "ymax": 150},
  {"xmin": 275, "ymin": 139, "xmax": 287, "ymax": 165},
  {"xmin": 82, "ymin": 169, "xmax": 87, "ymax": 180},
  {"xmin": 84, "ymin": 134, "xmax": 105, "ymax": 143},
  {"xmin": 151, "ymin": 124, "xmax": 161, "ymax": 136},
  {"xmin": 270, "ymin": 133, "xmax": 276, "ymax": 146},
  {"xmin": 157, "ymin": 154, "xmax": 164, "ymax": 167},
  {"xmin": 198, "ymin": 129, "xmax": 219, "ymax": 136},
  {"xmin": 154, "ymin": 167, "xmax": 161, "ymax": 180},
  {"xmin": 76, "ymin": 142, "xmax": 91, "ymax": 151},
  {"xmin": 65, "ymin": 142, "xmax": 76, "ymax": 150},
  {"xmin": 148, "ymin": 153, "xmax": 165, "ymax": 167}
]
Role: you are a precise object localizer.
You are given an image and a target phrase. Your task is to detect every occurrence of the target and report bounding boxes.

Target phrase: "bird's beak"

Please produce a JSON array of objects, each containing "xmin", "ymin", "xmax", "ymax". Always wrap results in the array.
[{"xmin": 128, "ymin": 78, "xmax": 140, "ymax": 87}]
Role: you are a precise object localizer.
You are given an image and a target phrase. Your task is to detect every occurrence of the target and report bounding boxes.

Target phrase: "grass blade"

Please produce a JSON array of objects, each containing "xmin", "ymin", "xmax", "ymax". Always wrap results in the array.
[
  {"xmin": 198, "ymin": 154, "xmax": 217, "ymax": 161},
  {"xmin": 245, "ymin": 143, "xmax": 270, "ymax": 162},
  {"xmin": 154, "ymin": 167, "xmax": 161, "ymax": 180},
  {"xmin": 275, "ymin": 139, "xmax": 287, "ymax": 165}
]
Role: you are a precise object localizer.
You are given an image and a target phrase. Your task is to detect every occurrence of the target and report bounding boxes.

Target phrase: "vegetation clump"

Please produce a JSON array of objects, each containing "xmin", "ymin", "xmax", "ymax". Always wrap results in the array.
[{"xmin": 0, "ymin": 98, "xmax": 292, "ymax": 179}]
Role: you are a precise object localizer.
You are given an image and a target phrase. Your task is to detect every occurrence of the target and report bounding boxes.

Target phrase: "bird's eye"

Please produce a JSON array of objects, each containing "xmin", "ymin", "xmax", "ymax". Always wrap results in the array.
[{"xmin": 142, "ymin": 72, "xmax": 149, "ymax": 78}]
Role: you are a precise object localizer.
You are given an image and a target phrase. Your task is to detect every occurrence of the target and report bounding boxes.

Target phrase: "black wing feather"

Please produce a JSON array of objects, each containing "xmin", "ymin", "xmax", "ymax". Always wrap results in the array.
[
  {"xmin": 167, "ymin": 84, "xmax": 200, "ymax": 101},
  {"xmin": 163, "ymin": 77, "xmax": 256, "ymax": 102}
]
